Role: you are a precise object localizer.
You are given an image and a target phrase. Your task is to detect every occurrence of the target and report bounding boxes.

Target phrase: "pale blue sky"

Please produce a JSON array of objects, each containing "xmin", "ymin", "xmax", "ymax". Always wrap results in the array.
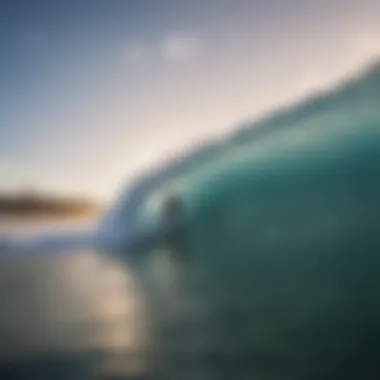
[{"xmin": 1, "ymin": 0, "xmax": 379, "ymax": 200}]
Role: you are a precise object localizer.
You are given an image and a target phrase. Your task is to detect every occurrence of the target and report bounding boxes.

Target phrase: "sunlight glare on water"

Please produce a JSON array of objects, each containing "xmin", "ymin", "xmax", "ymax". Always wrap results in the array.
[{"xmin": 0, "ymin": 218, "xmax": 147, "ymax": 378}]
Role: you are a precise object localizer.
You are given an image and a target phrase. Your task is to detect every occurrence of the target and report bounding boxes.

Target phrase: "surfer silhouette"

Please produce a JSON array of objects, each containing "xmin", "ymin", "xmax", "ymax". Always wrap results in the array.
[{"xmin": 161, "ymin": 194, "xmax": 188, "ymax": 261}]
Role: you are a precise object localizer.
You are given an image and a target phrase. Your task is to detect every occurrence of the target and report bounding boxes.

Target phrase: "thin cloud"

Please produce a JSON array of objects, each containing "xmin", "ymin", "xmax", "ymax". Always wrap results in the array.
[
  {"xmin": 160, "ymin": 34, "xmax": 202, "ymax": 61},
  {"xmin": 124, "ymin": 33, "xmax": 202, "ymax": 65}
]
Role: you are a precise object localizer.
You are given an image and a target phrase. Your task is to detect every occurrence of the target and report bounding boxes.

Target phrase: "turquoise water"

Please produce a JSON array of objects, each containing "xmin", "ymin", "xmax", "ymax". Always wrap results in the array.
[
  {"xmin": 127, "ymin": 66, "xmax": 380, "ymax": 379},
  {"xmin": 124, "ymin": 120, "xmax": 380, "ymax": 379},
  {"xmin": 1, "ymin": 64, "xmax": 380, "ymax": 379}
]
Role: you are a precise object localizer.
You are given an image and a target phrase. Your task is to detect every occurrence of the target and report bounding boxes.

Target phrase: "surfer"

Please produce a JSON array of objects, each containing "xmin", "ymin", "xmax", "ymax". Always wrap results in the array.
[{"xmin": 161, "ymin": 194, "xmax": 188, "ymax": 261}]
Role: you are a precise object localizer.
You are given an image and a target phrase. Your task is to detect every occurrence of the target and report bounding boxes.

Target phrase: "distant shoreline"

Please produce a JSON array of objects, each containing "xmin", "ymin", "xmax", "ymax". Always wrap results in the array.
[
  {"xmin": 0, "ymin": 195, "xmax": 101, "ymax": 220},
  {"xmin": 0, "ymin": 212, "xmax": 99, "ymax": 221}
]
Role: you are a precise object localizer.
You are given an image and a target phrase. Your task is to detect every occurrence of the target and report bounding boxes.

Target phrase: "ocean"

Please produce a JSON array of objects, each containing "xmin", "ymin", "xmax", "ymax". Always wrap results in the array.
[{"xmin": 0, "ymin": 218, "xmax": 146, "ymax": 379}]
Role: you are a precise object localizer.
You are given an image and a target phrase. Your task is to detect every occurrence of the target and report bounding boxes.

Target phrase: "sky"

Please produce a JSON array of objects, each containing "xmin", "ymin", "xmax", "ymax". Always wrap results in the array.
[{"xmin": 1, "ymin": 0, "xmax": 379, "ymax": 201}]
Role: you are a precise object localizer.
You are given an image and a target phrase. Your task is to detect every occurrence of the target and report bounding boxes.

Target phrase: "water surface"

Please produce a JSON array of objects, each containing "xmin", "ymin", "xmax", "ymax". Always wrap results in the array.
[{"xmin": 0, "ymin": 217, "xmax": 146, "ymax": 379}]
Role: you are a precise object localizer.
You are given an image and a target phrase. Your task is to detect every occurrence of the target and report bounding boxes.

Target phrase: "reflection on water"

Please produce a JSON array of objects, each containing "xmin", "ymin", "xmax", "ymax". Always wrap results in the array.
[
  {"xmin": 0, "ymin": 218, "xmax": 146, "ymax": 379},
  {"xmin": 2, "ymin": 215, "xmax": 380, "ymax": 380}
]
